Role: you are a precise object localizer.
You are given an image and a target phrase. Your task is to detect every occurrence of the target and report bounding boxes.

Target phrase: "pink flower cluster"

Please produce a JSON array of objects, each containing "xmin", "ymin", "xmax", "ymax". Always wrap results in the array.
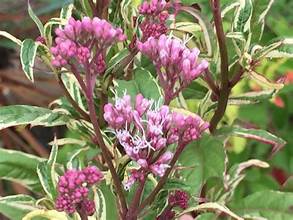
[
  {"xmin": 138, "ymin": 35, "xmax": 209, "ymax": 104},
  {"xmin": 138, "ymin": 0, "xmax": 169, "ymax": 40},
  {"xmin": 51, "ymin": 17, "xmax": 126, "ymax": 76},
  {"xmin": 55, "ymin": 166, "xmax": 103, "ymax": 215},
  {"xmin": 104, "ymin": 94, "xmax": 208, "ymax": 189}
]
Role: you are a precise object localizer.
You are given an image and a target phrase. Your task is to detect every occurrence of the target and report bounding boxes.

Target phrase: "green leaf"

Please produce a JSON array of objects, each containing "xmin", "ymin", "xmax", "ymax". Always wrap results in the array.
[
  {"xmin": 179, "ymin": 202, "xmax": 243, "ymax": 220},
  {"xmin": 230, "ymin": 191, "xmax": 293, "ymax": 219},
  {"xmin": 94, "ymin": 188, "xmax": 107, "ymax": 220},
  {"xmin": 0, "ymin": 105, "xmax": 69, "ymax": 130},
  {"xmin": 28, "ymin": 2, "xmax": 44, "ymax": 36},
  {"xmin": 217, "ymin": 126, "xmax": 287, "ymax": 154},
  {"xmin": 0, "ymin": 195, "xmax": 37, "ymax": 220},
  {"xmin": 23, "ymin": 209, "xmax": 67, "ymax": 220},
  {"xmin": 0, "ymin": 31, "xmax": 22, "ymax": 46},
  {"xmin": 250, "ymin": 0, "xmax": 274, "ymax": 42},
  {"xmin": 95, "ymin": 183, "xmax": 118, "ymax": 220},
  {"xmin": 20, "ymin": 39, "xmax": 39, "ymax": 82},
  {"xmin": 105, "ymin": 48, "xmax": 130, "ymax": 76},
  {"xmin": 234, "ymin": 0, "xmax": 253, "ymax": 33},
  {"xmin": 115, "ymin": 67, "xmax": 163, "ymax": 103},
  {"xmin": 37, "ymin": 140, "xmax": 58, "ymax": 200},
  {"xmin": 61, "ymin": 72, "xmax": 87, "ymax": 111},
  {"xmin": 0, "ymin": 148, "xmax": 44, "ymax": 191},
  {"xmin": 178, "ymin": 134, "xmax": 225, "ymax": 195},
  {"xmin": 60, "ymin": 3, "xmax": 74, "ymax": 20},
  {"xmin": 229, "ymin": 89, "xmax": 276, "ymax": 103}
]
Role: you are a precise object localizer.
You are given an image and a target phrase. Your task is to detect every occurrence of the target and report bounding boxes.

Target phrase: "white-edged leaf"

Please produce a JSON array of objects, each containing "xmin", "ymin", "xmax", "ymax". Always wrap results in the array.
[
  {"xmin": 230, "ymin": 190, "xmax": 293, "ymax": 220},
  {"xmin": 217, "ymin": 126, "xmax": 286, "ymax": 154},
  {"xmin": 37, "ymin": 139, "xmax": 58, "ymax": 200},
  {"xmin": 0, "ymin": 195, "xmax": 37, "ymax": 220},
  {"xmin": 248, "ymin": 70, "xmax": 284, "ymax": 90},
  {"xmin": 61, "ymin": 72, "xmax": 87, "ymax": 111},
  {"xmin": 48, "ymin": 138, "xmax": 86, "ymax": 146},
  {"xmin": 67, "ymin": 147, "xmax": 89, "ymax": 169},
  {"xmin": 20, "ymin": 39, "xmax": 39, "ymax": 82},
  {"xmin": 222, "ymin": 2, "xmax": 240, "ymax": 18},
  {"xmin": 179, "ymin": 202, "xmax": 243, "ymax": 220},
  {"xmin": 0, "ymin": 31, "xmax": 21, "ymax": 46},
  {"xmin": 28, "ymin": 1, "xmax": 44, "ymax": 36},
  {"xmin": 234, "ymin": 0, "xmax": 253, "ymax": 33},
  {"xmin": 23, "ymin": 209, "xmax": 67, "ymax": 220},
  {"xmin": 94, "ymin": 188, "xmax": 107, "ymax": 220},
  {"xmin": 60, "ymin": 3, "xmax": 74, "ymax": 20},
  {"xmin": 0, "ymin": 148, "xmax": 44, "ymax": 191},
  {"xmin": 0, "ymin": 105, "xmax": 69, "ymax": 130}
]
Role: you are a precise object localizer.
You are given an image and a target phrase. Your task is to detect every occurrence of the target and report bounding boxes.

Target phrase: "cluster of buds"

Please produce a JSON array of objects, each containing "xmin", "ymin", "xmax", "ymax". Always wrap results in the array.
[
  {"xmin": 157, "ymin": 190, "xmax": 190, "ymax": 219},
  {"xmin": 104, "ymin": 93, "xmax": 209, "ymax": 189},
  {"xmin": 51, "ymin": 17, "xmax": 126, "ymax": 90},
  {"xmin": 168, "ymin": 190, "xmax": 189, "ymax": 209},
  {"xmin": 138, "ymin": 0, "xmax": 169, "ymax": 40},
  {"xmin": 138, "ymin": 34, "xmax": 209, "ymax": 104},
  {"xmin": 55, "ymin": 166, "xmax": 103, "ymax": 215}
]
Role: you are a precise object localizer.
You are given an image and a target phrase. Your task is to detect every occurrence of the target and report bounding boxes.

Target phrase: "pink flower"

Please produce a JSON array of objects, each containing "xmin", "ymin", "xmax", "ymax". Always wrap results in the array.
[
  {"xmin": 150, "ymin": 151, "xmax": 173, "ymax": 176},
  {"xmin": 138, "ymin": 35, "xmax": 209, "ymax": 104},
  {"xmin": 51, "ymin": 16, "xmax": 125, "ymax": 77},
  {"xmin": 168, "ymin": 190, "xmax": 189, "ymax": 209},
  {"xmin": 104, "ymin": 94, "xmax": 208, "ymax": 189}
]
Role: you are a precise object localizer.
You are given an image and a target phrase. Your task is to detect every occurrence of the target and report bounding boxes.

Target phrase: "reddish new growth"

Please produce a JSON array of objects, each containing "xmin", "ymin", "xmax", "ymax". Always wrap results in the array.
[{"xmin": 55, "ymin": 166, "xmax": 103, "ymax": 216}]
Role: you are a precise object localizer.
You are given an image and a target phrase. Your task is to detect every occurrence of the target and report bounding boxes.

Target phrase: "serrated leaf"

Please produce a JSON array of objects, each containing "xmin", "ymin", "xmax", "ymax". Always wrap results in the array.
[
  {"xmin": 0, "ymin": 195, "xmax": 37, "ymax": 220},
  {"xmin": 115, "ymin": 67, "xmax": 163, "ymax": 103},
  {"xmin": 230, "ymin": 191, "xmax": 293, "ymax": 220},
  {"xmin": 20, "ymin": 39, "xmax": 39, "ymax": 82},
  {"xmin": 217, "ymin": 126, "xmax": 286, "ymax": 154},
  {"xmin": 0, "ymin": 148, "xmax": 44, "ymax": 191},
  {"xmin": 37, "ymin": 140, "xmax": 58, "ymax": 200},
  {"xmin": 234, "ymin": 0, "xmax": 253, "ymax": 33},
  {"xmin": 28, "ymin": 2, "xmax": 44, "ymax": 36},
  {"xmin": 0, "ymin": 31, "xmax": 22, "ymax": 46},
  {"xmin": 0, "ymin": 105, "xmax": 69, "ymax": 130},
  {"xmin": 179, "ymin": 202, "xmax": 243, "ymax": 220},
  {"xmin": 178, "ymin": 134, "xmax": 225, "ymax": 195}
]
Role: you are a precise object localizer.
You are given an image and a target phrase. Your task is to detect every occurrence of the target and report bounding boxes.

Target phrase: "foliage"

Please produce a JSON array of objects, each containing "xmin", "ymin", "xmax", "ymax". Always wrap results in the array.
[{"xmin": 0, "ymin": 0, "xmax": 292, "ymax": 219}]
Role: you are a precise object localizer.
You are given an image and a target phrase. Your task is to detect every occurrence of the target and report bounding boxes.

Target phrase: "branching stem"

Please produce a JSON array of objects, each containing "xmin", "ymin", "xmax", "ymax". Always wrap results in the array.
[{"xmin": 209, "ymin": 0, "xmax": 230, "ymax": 133}]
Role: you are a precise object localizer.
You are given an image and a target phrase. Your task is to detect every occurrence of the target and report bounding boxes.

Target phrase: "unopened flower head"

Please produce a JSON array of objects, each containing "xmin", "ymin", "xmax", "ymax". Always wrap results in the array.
[
  {"xmin": 138, "ymin": 0, "xmax": 169, "ymax": 40},
  {"xmin": 51, "ymin": 17, "xmax": 126, "ymax": 76},
  {"xmin": 168, "ymin": 190, "xmax": 189, "ymax": 209},
  {"xmin": 137, "ymin": 35, "xmax": 209, "ymax": 104},
  {"xmin": 55, "ymin": 166, "xmax": 103, "ymax": 215},
  {"xmin": 104, "ymin": 93, "xmax": 208, "ymax": 189}
]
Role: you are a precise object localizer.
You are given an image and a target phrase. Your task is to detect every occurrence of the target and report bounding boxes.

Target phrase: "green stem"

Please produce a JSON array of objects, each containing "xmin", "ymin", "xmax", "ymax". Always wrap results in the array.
[{"xmin": 209, "ymin": 0, "xmax": 230, "ymax": 133}]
